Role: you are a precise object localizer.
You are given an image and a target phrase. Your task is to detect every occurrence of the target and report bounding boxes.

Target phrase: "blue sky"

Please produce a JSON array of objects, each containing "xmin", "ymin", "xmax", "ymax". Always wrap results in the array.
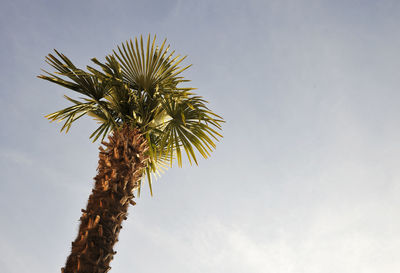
[{"xmin": 1, "ymin": 0, "xmax": 400, "ymax": 272}]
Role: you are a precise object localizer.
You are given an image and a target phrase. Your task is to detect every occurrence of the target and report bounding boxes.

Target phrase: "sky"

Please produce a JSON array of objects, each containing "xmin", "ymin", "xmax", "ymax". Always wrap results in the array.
[{"xmin": 1, "ymin": 0, "xmax": 400, "ymax": 272}]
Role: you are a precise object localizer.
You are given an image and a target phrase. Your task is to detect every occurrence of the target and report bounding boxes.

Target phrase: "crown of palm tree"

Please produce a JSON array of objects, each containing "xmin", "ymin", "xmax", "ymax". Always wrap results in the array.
[{"xmin": 38, "ymin": 35, "xmax": 223, "ymax": 194}]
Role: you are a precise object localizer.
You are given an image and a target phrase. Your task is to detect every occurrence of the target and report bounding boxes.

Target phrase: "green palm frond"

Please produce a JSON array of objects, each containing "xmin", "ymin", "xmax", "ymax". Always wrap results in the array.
[
  {"xmin": 156, "ymin": 95, "xmax": 223, "ymax": 167},
  {"xmin": 39, "ymin": 35, "xmax": 224, "ymax": 195},
  {"xmin": 113, "ymin": 34, "xmax": 192, "ymax": 94}
]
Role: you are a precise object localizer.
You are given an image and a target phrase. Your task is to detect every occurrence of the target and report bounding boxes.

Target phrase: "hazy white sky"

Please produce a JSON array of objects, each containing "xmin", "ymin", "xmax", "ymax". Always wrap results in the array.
[{"xmin": 1, "ymin": 0, "xmax": 400, "ymax": 272}]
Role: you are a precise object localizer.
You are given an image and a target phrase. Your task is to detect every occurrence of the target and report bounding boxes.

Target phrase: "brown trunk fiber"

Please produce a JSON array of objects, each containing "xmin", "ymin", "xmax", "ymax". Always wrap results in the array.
[{"xmin": 62, "ymin": 126, "xmax": 148, "ymax": 273}]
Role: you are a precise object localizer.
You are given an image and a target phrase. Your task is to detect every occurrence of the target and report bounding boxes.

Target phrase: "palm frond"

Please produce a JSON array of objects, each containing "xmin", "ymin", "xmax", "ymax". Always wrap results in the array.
[
  {"xmin": 153, "ymin": 95, "xmax": 223, "ymax": 167},
  {"xmin": 113, "ymin": 35, "xmax": 191, "ymax": 95}
]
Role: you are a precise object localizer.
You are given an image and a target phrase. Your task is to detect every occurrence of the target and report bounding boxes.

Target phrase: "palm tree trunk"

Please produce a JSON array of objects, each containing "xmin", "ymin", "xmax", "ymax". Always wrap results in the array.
[{"xmin": 62, "ymin": 126, "xmax": 148, "ymax": 273}]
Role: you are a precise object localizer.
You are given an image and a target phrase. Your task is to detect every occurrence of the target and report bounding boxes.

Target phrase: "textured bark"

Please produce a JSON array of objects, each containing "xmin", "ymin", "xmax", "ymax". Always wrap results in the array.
[{"xmin": 62, "ymin": 126, "xmax": 148, "ymax": 273}]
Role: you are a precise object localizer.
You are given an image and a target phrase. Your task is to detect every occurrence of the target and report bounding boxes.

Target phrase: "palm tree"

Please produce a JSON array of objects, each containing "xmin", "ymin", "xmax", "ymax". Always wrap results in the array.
[{"xmin": 38, "ymin": 35, "xmax": 223, "ymax": 273}]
